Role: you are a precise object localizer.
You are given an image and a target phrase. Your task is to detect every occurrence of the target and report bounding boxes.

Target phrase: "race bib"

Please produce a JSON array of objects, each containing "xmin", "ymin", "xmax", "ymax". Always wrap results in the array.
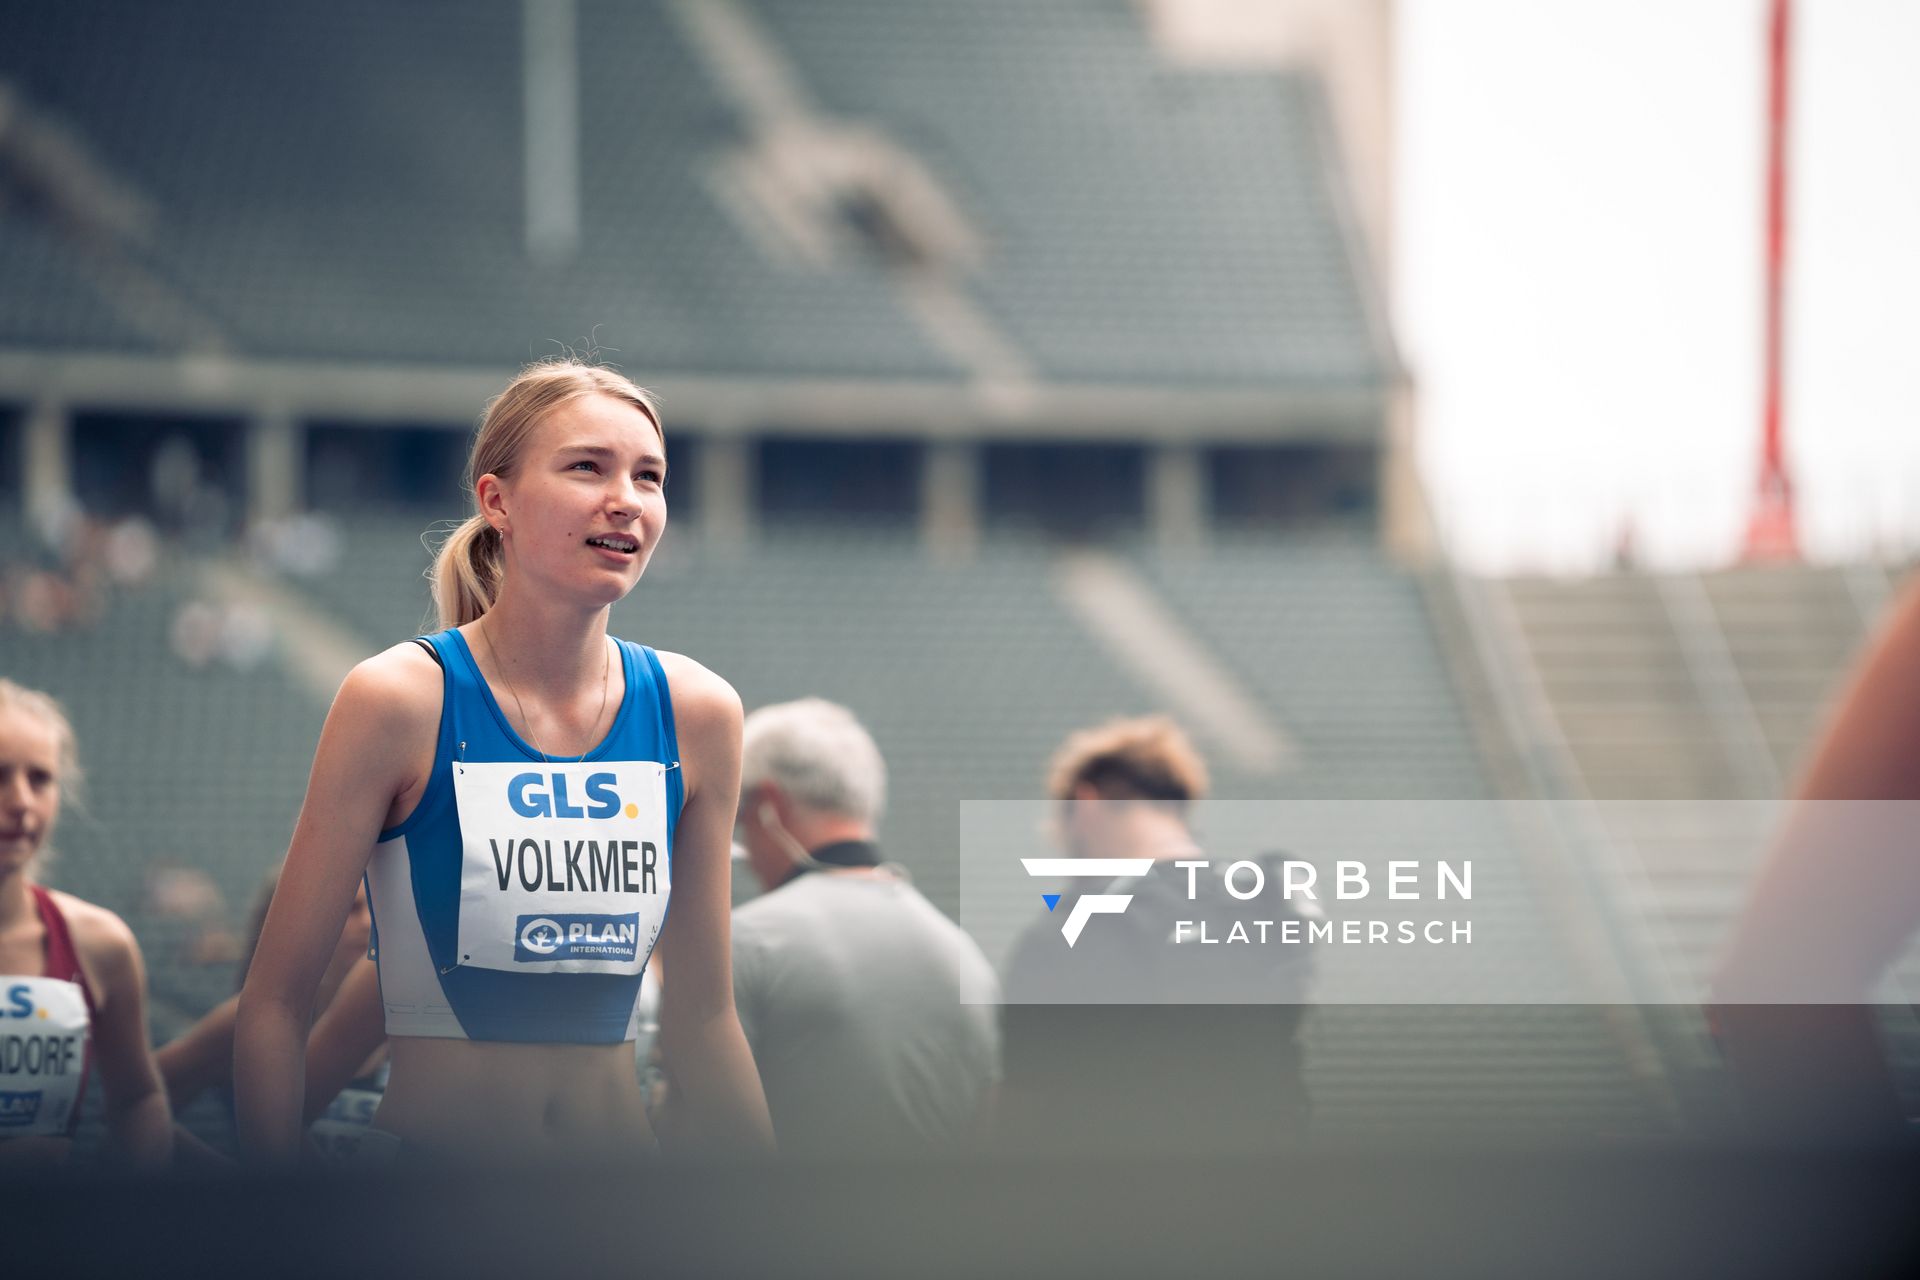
[
  {"xmin": 0, "ymin": 977, "xmax": 89, "ymax": 1138},
  {"xmin": 452, "ymin": 760, "xmax": 672, "ymax": 974}
]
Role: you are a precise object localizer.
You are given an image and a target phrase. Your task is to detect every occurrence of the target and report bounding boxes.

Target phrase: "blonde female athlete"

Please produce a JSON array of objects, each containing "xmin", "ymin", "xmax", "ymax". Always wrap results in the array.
[
  {"xmin": 0, "ymin": 679, "xmax": 172, "ymax": 1170},
  {"xmin": 235, "ymin": 359, "xmax": 773, "ymax": 1163}
]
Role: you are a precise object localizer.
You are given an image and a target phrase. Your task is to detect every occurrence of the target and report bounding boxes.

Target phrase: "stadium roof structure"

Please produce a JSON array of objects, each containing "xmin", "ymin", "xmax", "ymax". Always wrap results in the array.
[{"xmin": 0, "ymin": 0, "xmax": 1394, "ymax": 439}]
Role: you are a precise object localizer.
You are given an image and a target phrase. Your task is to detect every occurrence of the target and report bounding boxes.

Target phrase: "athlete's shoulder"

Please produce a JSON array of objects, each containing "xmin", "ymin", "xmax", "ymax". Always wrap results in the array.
[
  {"xmin": 44, "ymin": 889, "xmax": 141, "ymax": 991},
  {"xmin": 332, "ymin": 638, "xmax": 445, "ymax": 733},
  {"xmin": 650, "ymin": 650, "xmax": 742, "ymax": 731}
]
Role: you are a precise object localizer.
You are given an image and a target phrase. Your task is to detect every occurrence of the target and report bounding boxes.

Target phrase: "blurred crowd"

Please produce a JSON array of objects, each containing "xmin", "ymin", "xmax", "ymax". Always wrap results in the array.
[
  {"xmin": 1, "ymin": 506, "xmax": 160, "ymax": 634},
  {"xmin": 3, "ymin": 441, "xmax": 346, "ymax": 673}
]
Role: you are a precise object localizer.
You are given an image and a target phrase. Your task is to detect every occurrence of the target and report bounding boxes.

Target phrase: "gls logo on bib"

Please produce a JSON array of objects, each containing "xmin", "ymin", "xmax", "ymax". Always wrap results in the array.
[
  {"xmin": 454, "ymin": 760, "xmax": 672, "ymax": 975},
  {"xmin": 507, "ymin": 771, "xmax": 629, "ymax": 821}
]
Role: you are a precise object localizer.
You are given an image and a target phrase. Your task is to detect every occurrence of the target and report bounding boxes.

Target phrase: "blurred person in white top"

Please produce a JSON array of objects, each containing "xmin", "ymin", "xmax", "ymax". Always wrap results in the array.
[{"xmin": 664, "ymin": 698, "xmax": 999, "ymax": 1157}]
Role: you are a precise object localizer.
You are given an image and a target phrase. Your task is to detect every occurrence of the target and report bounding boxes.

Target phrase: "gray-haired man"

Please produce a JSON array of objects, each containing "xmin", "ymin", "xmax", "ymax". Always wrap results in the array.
[{"xmin": 725, "ymin": 698, "xmax": 1000, "ymax": 1156}]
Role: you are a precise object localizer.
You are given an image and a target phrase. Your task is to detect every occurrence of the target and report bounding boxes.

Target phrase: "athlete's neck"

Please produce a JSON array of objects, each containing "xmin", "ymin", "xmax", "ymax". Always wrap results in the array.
[
  {"xmin": 467, "ymin": 592, "xmax": 610, "ymax": 701},
  {"xmin": 0, "ymin": 866, "xmax": 35, "ymax": 931}
]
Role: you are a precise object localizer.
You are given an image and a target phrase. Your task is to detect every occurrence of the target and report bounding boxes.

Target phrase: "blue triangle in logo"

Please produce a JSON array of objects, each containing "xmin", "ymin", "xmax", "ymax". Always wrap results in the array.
[{"xmin": 1042, "ymin": 894, "xmax": 1061, "ymax": 912}]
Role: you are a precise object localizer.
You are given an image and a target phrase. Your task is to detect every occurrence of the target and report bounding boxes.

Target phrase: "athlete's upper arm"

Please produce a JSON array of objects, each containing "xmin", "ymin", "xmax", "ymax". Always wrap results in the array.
[
  {"xmin": 654, "ymin": 651, "xmax": 744, "ymax": 808},
  {"xmin": 651, "ymin": 652, "xmax": 744, "ymax": 1025},
  {"xmin": 302, "ymin": 957, "xmax": 386, "ymax": 1123},
  {"xmin": 1795, "ymin": 580, "xmax": 1920, "ymax": 801},
  {"xmin": 728, "ymin": 924, "xmax": 769, "ymax": 1049},
  {"xmin": 61, "ymin": 899, "xmax": 166, "ymax": 1110},
  {"xmin": 245, "ymin": 644, "xmax": 440, "ymax": 1015},
  {"xmin": 155, "ymin": 992, "xmax": 240, "ymax": 1106},
  {"xmin": 1719, "ymin": 582, "xmax": 1920, "ymax": 998}
]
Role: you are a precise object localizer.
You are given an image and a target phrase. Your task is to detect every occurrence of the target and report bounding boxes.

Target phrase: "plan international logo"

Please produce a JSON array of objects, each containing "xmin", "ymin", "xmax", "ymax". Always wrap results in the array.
[
  {"xmin": 0, "ymin": 1090, "xmax": 43, "ymax": 1129},
  {"xmin": 513, "ymin": 912, "xmax": 643, "ymax": 963}
]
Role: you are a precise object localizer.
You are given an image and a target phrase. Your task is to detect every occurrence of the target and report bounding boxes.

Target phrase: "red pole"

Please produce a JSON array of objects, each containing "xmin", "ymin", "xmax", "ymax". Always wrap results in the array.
[{"xmin": 1745, "ymin": 0, "xmax": 1798, "ymax": 560}]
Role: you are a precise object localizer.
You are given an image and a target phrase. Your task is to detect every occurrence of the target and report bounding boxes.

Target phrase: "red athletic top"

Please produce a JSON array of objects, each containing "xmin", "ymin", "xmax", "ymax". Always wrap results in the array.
[{"xmin": 30, "ymin": 884, "xmax": 97, "ymax": 1137}]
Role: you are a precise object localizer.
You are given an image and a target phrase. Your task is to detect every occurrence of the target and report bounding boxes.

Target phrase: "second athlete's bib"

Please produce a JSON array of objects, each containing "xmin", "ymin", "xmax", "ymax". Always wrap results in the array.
[
  {"xmin": 452, "ymin": 760, "xmax": 673, "ymax": 975},
  {"xmin": 0, "ymin": 977, "xmax": 89, "ymax": 1138}
]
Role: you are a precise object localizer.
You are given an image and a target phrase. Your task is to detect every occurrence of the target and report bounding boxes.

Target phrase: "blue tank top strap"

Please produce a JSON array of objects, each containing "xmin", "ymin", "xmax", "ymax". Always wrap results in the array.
[
  {"xmin": 625, "ymin": 641, "xmax": 685, "ymax": 831},
  {"xmin": 375, "ymin": 632, "xmax": 462, "ymax": 843}
]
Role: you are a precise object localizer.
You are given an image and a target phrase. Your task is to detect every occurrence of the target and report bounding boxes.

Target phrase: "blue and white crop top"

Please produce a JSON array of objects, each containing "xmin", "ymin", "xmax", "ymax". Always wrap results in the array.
[{"xmin": 363, "ymin": 628, "xmax": 683, "ymax": 1043}]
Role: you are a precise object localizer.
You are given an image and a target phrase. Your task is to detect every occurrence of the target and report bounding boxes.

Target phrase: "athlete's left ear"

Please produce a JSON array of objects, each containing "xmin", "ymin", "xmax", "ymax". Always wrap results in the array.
[{"xmin": 476, "ymin": 471, "xmax": 510, "ymax": 534}]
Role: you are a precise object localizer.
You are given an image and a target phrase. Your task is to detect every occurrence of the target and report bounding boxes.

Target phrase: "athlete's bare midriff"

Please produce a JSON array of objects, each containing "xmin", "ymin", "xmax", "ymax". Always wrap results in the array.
[{"xmin": 372, "ymin": 1036, "xmax": 656, "ymax": 1163}]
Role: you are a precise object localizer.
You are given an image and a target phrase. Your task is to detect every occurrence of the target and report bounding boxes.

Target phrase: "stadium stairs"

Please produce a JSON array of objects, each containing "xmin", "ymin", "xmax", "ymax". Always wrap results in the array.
[{"xmin": 1465, "ymin": 562, "xmax": 1920, "ymax": 1121}]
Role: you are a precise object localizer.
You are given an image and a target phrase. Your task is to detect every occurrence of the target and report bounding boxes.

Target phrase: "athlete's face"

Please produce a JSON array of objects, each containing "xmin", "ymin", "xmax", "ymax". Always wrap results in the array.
[
  {"xmin": 485, "ymin": 394, "xmax": 667, "ymax": 606},
  {"xmin": 0, "ymin": 709, "xmax": 62, "ymax": 873}
]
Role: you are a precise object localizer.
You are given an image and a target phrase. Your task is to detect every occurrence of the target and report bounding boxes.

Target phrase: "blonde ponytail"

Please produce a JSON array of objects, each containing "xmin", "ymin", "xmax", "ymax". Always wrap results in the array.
[
  {"xmin": 429, "ymin": 515, "xmax": 506, "ymax": 630},
  {"xmin": 423, "ymin": 357, "xmax": 662, "ymax": 633}
]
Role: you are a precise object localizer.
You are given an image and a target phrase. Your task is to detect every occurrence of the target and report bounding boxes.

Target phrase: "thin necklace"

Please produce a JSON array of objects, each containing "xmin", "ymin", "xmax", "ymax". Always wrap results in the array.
[{"xmin": 478, "ymin": 616, "xmax": 610, "ymax": 763}]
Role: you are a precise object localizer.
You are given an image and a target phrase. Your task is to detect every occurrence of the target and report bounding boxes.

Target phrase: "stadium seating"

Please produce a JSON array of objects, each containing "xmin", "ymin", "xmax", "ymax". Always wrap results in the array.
[
  {"xmin": 751, "ymin": 0, "xmax": 1380, "ymax": 386},
  {"xmin": 1138, "ymin": 534, "xmax": 1493, "ymax": 799},
  {"xmin": 0, "ymin": 567, "xmax": 321, "ymax": 1026},
  {"xmin": 295, "ymin": 511, "xmax": 443, "ymax": 645},
  {"xmin": 0, "ymin": 1, "xmax": 1378, "ymax": 389},
  {"xmin": 0, "ymin": 1, "xmax": 958, "ymax": 377}
]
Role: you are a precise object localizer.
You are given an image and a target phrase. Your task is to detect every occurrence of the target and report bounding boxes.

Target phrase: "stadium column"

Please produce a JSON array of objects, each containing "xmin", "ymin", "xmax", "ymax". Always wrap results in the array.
[
  {"xmin": 523, "ymin": 0, "xmax": 580, "ymax": 265},
  {"xmin": 1380, "ymin": 381, "xmax": 1437, "ymax": 565},
  {"xmin": 1148, "ymin": 442, "xmax": 1207, "ymax": 551},
  {"xmin": 698, "ymin": 436, "xmax": 755, "ymax": 557},
  {"xmin": 23, "ymin": 397, "xmax": 73, "ymax": 533},
  {"xmin": 247, "ymin": 406, "xmax": 303, "ymax": 526},
  {"xmin": 921, "ymin": 440, "xmax": 979, "ymax": 561}
]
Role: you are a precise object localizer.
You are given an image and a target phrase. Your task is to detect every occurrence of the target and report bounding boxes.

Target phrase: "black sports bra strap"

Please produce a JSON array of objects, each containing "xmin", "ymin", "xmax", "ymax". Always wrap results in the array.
[{"xmin": 412, "ymin": 636, "xmax": 445, "ymax": 669}]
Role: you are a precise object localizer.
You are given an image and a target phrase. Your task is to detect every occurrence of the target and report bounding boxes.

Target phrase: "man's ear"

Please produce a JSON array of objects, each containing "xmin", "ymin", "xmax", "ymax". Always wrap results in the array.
[
  {"xmin": 739, "ymin": 781, "xmax": 771, "ymax": 826},
  {"xmin": 755, "ymin": 782, "xmax": 789, "ymax": 829}
]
